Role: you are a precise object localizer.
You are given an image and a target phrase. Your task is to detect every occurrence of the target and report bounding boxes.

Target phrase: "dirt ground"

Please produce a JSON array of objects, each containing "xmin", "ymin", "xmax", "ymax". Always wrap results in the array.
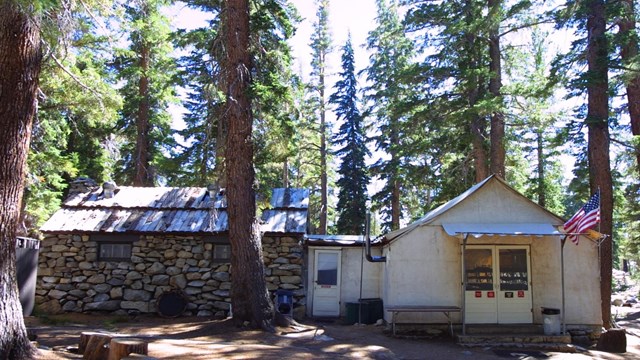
[{"xmin": 25, "ymin": 308, "xmax": 640, "ymax": 360}]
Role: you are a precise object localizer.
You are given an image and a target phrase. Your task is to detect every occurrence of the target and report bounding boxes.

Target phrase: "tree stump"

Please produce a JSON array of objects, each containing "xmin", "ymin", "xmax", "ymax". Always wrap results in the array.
[
  {"xmin": 596, "ymin": 328, "xmax": 627, "ymax": 353},
  {"xmin": 81, "ymin": 332, "xmax": 113, "ymax": 360},
  {"xmin": 108, "ymin": 338, "xmax": 148, "ymax": 360}
]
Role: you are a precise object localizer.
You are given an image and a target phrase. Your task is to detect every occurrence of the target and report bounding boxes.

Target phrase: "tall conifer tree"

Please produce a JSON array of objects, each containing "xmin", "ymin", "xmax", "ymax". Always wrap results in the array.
[
  {"xmin": 365, "ymin": 0, "xmax": 414, "ymax": 231},
  {"xmin": 115, "ymin": 0, "xmax": 178, "ymax": 186},
  {"xmin": 330, "ymin": 35, "xmax": 370, "ymax": 235},
  {"xmin": 309, "ymin": 0, "xmax": 332, "ymax": 234}
]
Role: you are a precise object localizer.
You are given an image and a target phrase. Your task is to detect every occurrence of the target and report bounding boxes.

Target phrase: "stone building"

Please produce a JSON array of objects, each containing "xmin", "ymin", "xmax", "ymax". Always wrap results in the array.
[{"xmin": 36, "ymin": 180, "xmax": 309, "ymax": 319}]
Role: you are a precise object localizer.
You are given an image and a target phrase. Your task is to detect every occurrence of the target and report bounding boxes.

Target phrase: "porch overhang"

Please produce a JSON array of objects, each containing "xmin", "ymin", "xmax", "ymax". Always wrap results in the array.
[{"xmin": 442, "ymin": 223, "xmax": 563, "ymax": 237}]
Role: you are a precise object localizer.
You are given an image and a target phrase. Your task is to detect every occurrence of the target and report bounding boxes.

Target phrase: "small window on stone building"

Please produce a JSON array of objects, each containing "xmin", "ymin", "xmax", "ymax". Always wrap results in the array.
[
  {"xmin": 213, "ymin": 244, "xmax": 231, "ymax": 263},
  {"xmin": 98, "ymin": 243, "xmax": 132, "ymax": 261}
]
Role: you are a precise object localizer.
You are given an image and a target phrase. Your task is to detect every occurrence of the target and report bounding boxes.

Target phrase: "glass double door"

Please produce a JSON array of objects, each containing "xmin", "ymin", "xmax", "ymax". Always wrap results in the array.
[{"xmin": 464, "ymin": 246, "xmax": 532, "ymax": 324}]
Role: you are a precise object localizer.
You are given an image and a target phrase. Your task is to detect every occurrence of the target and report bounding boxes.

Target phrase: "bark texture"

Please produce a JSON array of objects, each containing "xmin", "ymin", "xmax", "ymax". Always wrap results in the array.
[
  {"xmin": 488, "ymin": 0, "xmax": 505, "ymax": 179},
  {"xmin": 586, "ymin": 0, "xmax": 613, "ymax": 329},
  {"xmin": 223, "ymin": 0, "xmax": 274, "ymax": 329},
  {"xmin": 134, "ymin": 3, "xmax": 153, "ymax": 187},
  {"xmin": 0, "ymin": 2, "xmax": 41, "ymax": 358}
]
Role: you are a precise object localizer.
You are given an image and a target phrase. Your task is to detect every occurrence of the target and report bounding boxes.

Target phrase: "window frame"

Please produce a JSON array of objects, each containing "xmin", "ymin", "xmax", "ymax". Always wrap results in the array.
[
  {"xmin": 204, "ymin": 234, "xmax": 231, "ymax": 263},
  {"xmin": 92, "ymin": 234, "xmax": 137, "ymax": 262}
]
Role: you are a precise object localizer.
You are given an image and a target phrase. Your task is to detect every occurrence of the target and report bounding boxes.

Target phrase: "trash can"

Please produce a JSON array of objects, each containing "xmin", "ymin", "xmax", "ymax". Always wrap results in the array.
[
  {"xmin": 16, "ymin": 237, "xmax": 40, "ymax": 316},
  {"xmin": 359, "ymin": 298, "xmax": 383, "ymax": 324},
  {"xmin": 275, "ymin": 290, "xmax": 293, "ymax": 317},
  {"xmin": 541, "ymin": 307, "xmax": 561, "ymax": 335},
  {"xmin": 345, "ymin": 302, "xmax": 360, "ymax": 325}
]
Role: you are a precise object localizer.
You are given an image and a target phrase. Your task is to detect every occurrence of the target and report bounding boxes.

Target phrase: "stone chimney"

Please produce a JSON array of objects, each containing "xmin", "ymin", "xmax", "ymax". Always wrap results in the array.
[
  {"xmin": 102, "ymin": 181, "xmax": 118, "ymax": 199},
  {"xmin": 67, "ymin": 177, "xmax": 99, "ymax": 199}
]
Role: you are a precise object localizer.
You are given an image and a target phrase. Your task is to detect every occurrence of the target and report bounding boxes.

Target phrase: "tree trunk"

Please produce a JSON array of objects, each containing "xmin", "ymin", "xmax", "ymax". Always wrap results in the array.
[
  {"xmin": 223, "ymin": 0, "xmax": 274, "ymax": 330},
  {"xmin": 0, "ymin": 3, "xmax": 41, "ymax": 359},
  {"xmin": 488, "ymin": 0, "xmax": 505, "ymax": 179},
  {"xmin": 108, "ymin": 338, "xmax": 148, "ymax": 360},
  {"xmin": 319, "ymin": 56, "xmax": 328, "ymax": 235},
  {"xmin": 390, "ymin": 129, "xmax": 401, "ymax": 230},
  {"xmin": 618, "ymin": 0, "xmax": 640, "ymax": 173},
  {"xmin": 134, "ymin": 38, "xmax": 152, "ymax": 186},
  {"xmin": 471, "ymin": 115, "xmax": 489, "ymax": 182},
  {"xmin": 586, "ymin": 0, "xmax": 613, "ymax": 329},
  {"xmin": 536, "ymin": 129, "xmax": 546, "ymax": 207}
]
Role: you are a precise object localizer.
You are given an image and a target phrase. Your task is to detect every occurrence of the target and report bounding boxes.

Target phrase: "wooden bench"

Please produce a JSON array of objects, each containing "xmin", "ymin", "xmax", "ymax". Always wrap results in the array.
[{"xmin": 386, "ymin": 305, "xmax": 461, "ymax": 336}]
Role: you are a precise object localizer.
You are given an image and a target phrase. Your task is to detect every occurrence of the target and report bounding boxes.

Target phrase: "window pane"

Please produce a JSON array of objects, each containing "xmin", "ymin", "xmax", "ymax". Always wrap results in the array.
[
  {"xmin": 499, "ymin": 249, "xmax": 528, "ymax": 291},
  {"xmin": 317, "ymin": 253, "xmax": 338, "ymax": 285},
  {"xmin": 213, "ymin": 244, "xmax": 231, "ymax": 260},
  {"xmin": 465, "ymin": 249, "xmax": 493, "ymax": 291},
  {"xmin": 99, "ymin": 243, "xmax": 131, "ymax": 261}
]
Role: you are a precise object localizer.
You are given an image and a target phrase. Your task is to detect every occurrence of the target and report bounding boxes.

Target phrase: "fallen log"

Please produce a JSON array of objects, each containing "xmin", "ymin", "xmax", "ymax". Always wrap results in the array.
[{"xmin": 108, "ymin": 337, "xmax": 148, "ymax": 360}]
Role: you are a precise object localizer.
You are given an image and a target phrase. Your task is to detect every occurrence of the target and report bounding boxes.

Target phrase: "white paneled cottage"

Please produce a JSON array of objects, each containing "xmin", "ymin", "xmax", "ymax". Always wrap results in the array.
[{"xmin": 305, "ymin": 175, "xmax": 602, "ymax": 334}]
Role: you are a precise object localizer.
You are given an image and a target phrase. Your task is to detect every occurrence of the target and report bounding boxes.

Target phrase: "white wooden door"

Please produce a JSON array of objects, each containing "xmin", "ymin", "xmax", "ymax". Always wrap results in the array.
[
  {"xmin": 312, "ymin": 250, "xmax": 341, "ymax": 317},
  {"xmin": 497, "ymin": 246, "xmax": 532, "ymax": 323},
  {"xmin": 464, "ymin": 246, "xmax": 532, "ymax": 324},
  {"xmin": 464, "ymin": 247, "xmax": 498, "ymax": 323}
]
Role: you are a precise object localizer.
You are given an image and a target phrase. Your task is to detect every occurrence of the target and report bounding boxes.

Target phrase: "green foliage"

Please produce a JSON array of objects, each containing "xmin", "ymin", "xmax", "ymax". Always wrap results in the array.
[
  {"xmin": 24, "ymin": 1, "xmax": 122, "ymax": 234},
  {"xmin": 113, "ymin": 0, "xmax": 179, "ymax": 186},
  {"xmin": 330, "ymin": 36, "xmax": 370, "ymax": 235}
]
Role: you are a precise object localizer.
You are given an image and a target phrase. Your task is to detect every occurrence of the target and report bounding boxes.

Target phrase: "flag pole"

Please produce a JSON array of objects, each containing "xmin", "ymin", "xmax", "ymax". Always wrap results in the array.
[{"xmin": 561, "ymin": 235, "xmax": 567, "ymax": 335}]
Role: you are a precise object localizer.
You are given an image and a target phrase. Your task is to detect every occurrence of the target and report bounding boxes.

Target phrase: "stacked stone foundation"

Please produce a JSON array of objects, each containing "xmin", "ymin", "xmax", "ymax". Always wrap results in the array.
[{"xmin": 36, "ymin": 234, "xmax": 305, "ymax": 319}]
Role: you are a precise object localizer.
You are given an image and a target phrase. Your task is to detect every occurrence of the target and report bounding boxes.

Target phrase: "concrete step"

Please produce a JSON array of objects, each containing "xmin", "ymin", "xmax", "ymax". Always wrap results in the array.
[
  {"xmin": 463, "ymin": 324, "xmax": 544, "ymax": 334},
  {"xmin": 456, "ymin": 333, "xmax": 572, "ymax": 345}
]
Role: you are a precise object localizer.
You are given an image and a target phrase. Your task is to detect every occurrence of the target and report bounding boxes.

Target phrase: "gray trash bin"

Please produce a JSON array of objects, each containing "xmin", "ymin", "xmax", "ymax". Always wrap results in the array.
[
  {"xmin": 16, "ymin": 237, "xmax": 40, "ymax": 316},
  {"xmin": 541, "ymin": 307, "xmax": 561, "ymax": 335}
]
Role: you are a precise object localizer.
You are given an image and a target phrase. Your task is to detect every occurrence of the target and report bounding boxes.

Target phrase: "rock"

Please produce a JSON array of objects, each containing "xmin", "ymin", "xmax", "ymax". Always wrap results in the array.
[
  {"xmin": 120, "ymin": 301, "xmax": 149, "ymax": 313},
  {"xmin": 147, "ymin": 262, "xmax": 166, "ymax": 275},
  {"xmin": 197, "ymin": 310, "xmax": 213, "ymax": 317},
  {"xmin": 151, "ymin": 275, "xmax": 170, "ymax": 286},
  {"xmin": 166, "ymin": 266, "xmax": 181, "ymax": 276},
  {"xmin": 86, "ymin": 274, "xmax": 106, "ymax": 284},
  {"xmin": 94, "ymin": 293, "xmax": 110, "ymax": 302},
  {"xmin": 48, "ymin": 289, "xmax": 67, "ymax": 300},
  {"xmin": 123, "ymin": 289, "xmax": 152, "ymax": 302},
  {"xmin": 126, "ymin": 271, "xmax": 143, "ymax": 281},
  {"xmin": 94, "ymin": 284, "xmax": 112, "ymax": 293},
  {"xmin": 170, "ymin": 274, "xmax": 187, "ymax": 289},
  {"xmin": 62, "ymin": 300, "xmax": 77, "ymax": 311},
  {"xmin": 39, "ymin": 299, "xmax": 63, "ymax": 314},
  {"xmin": 84, "ymin": 300, "xmax": 121, "ymax": 311},
  {"xmin": 280, "ymin": 275, "xmax": 302, "ymax": 284},
  {"xmin": 212, "ymin": 272, "xmax": 230, "ymax": 282}
]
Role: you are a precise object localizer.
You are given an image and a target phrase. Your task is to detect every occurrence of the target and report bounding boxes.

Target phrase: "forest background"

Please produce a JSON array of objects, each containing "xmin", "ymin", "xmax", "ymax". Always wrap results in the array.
[{"xmin": 15, "ymin": 0, "xmax": 640, "ymax": 275}]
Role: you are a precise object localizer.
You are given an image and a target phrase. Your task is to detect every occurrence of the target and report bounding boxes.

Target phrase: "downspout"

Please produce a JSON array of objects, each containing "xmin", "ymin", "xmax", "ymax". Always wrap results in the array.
[
  {"xmin": 561, "ymin": 235, "xmax": 567, "ymax": 335},
  {"xmin": 365, "ymin": 212, "xmax": 386, "ymax": 262}
]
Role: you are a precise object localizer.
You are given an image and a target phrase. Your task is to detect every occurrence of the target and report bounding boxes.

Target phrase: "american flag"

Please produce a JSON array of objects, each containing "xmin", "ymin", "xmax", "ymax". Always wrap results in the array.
[{"xmin": 563, "ymin": 191, "xmax": 600, "ymax": 245}]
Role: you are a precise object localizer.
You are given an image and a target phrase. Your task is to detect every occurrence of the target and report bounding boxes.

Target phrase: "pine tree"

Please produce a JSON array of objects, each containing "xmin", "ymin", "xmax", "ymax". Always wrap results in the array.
[
  {"xmin": 222, "ymin": 0, "xmax": 274, "ymax": 329},
  {"xmin": 0, "ymin": 1, "xmax": 42, "ymax": 357},
  {"xmin": 308, "ymin": 0, "xmax": 332, "ymax": 234},
  {"xmin": 114, "ymin": 0, "xmax": 178, "ymax": 186},
  {"xmin": 330, "ymin": 35, "xmax": 370, "ymax": 235},
  {"xmin": 365, "ymin": 0, "xmax": 414, "ymax": 231},
  {"xmin": 553, "ymin": 0, "xmax": 614, "ymax": 328}
]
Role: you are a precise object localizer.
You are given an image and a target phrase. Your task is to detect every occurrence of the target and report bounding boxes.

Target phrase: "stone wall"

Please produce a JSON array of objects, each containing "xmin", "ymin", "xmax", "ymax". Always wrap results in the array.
[{"xmin": 36, "ymin": 234, "xmax": 305, "ymax": 318}]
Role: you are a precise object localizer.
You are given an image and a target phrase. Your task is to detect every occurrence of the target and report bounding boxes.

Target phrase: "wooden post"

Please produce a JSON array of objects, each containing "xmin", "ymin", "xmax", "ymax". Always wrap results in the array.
[{"xmin": 108, "ymin": 338, "xmax": 148, "ymax": 360}]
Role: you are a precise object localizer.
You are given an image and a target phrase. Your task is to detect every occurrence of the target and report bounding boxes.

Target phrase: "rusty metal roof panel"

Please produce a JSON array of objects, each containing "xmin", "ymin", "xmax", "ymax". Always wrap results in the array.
[
  {"xmin": 42, "ymin": 186, "xmax": 305, "ymax": 234},
  {"xmin": 261, "ymin": 209, "xmax": 307, "ymax": 234},
  {"xmin": 269, "ymin": 188, "xmax": 309, "ymax": 209},
  {"xmin": 63, "ymin": 186, "xmax": 222, "ymax": 209}
]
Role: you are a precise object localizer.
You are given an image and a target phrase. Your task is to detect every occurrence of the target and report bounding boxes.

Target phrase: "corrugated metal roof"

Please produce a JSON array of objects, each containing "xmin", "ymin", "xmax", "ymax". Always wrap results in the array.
[
  {"xmin": 41, "ymin": 185, "xmax": 307, "ymax": 235},
  {"xmin": 261, "ymin": 209, "xmax": 307, "ymax": 234},
  {"xmin": 269, "ymin": 188, "xmax": 309, "ymax": 209}
]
